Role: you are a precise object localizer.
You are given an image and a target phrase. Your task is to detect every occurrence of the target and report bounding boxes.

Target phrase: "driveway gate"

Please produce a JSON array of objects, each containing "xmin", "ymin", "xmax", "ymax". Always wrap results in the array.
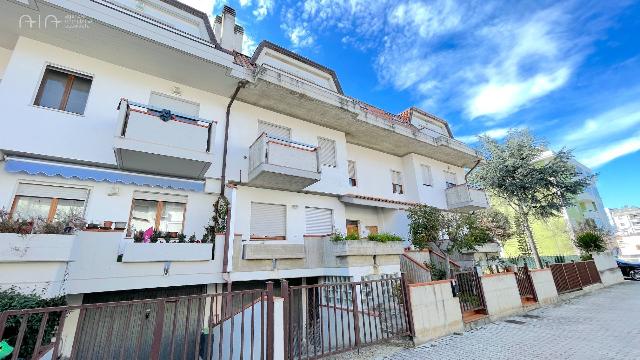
[
  {"xmin": 514, "ymin": 265, "xmax": 538, "ymax": 303},
  {"xmin": 550, "ymin": 260, "xmax": 601, "ymax": 294},
  {"xmin": 454, "ymin": 271, "xmax": 486, "ymax": 314},
  {"xmin": 282, "ymin": 276, "xmax": 412, "ymax": 359}
]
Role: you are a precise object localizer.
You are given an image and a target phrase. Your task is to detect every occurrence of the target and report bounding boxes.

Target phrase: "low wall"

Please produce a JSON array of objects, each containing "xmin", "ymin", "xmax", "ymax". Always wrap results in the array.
[
  {"xmin": 530, "ymin": 269, "xmax": 558, "ymax": 305},
  {"xmin": 480, "ymin": 273, "xmax": 522, "ymax": 320},
  {"xmin": 408, "ymin": 280, "xmax": 463, "ymax": 345},
  {"xmin": 593, "ymin": 252, "xmax": 624, "ymax": 286}
]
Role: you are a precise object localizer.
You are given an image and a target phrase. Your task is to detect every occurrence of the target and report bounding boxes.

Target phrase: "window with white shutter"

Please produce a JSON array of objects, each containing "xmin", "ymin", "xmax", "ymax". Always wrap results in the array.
[
  {"xmin": 318, "ymin": 137, "xmax": 337, "ymax": 167},
  {"xmin": 391, "ymin": 170, "xmax": 404, "ymax": 194},
  {"xmin": 348, "ymin": 160, "xmax": 357, "ymax": 187},
  {"xmin": 250, "ymin": 202, "xmax": 287, "ymax": 239},
  {"xmin": 258, "ymin": 120, "xmax": 291, "ymax": 140},
  {"xmin": 305, "ymin": 207, "xmax": 333, "ymax": 235},
  {"xmin": 421, "ymin": 164, "xmax": 432, "ymax": 186},
  {"xmin": 11, "ymin": 183, "xmax": 89, "ymax": 222}
]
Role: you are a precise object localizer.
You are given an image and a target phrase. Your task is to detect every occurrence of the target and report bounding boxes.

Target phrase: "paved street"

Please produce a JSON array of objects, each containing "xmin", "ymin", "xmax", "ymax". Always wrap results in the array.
[{"xmin": 383, "ymin": 281, "xmax": 640, "ymax": 360}]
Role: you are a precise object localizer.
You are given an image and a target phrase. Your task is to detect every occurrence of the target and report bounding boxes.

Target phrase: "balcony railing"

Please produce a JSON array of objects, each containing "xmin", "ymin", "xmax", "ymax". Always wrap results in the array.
[
  {"xmin": 114, "ymin": 99, "xmax": 216, "ymax": 179},
  {"xmin": 445, "ymin": 184, "xmax": 489, "ymax": 212},
  {"xmin": 247, "ymin": 133, "xmax": 321, "ymax": 190}
]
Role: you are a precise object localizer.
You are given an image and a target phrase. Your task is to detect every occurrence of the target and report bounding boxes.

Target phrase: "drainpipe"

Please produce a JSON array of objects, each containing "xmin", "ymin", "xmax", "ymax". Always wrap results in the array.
[
  {"xmin": 220, "ymin": 81, "xmax": 247, "ymax": 276},
  {"xmin": 464, "ymin": 159, "xmax": 482, "ymax": 183}
]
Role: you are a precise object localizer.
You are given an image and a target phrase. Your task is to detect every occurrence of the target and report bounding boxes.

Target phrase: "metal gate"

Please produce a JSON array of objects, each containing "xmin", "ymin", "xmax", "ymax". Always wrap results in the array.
[
  {"xmin": 0, "ymin": 286, "xmax": 274, "ymax": 360},
  {"xmin": 514, "ymin": 265, "xmax": 538, "ymax": 303},
  {"xmin": 282, "ymin": 276, "xmax": 412, "ymax": 359},
  {"xmin": 454, "ymin": 271, "xmax": 486, "ymax": 314},
  {"xmin": 550, "ymin": 260, "xmax": 601, "ymax": 294}
]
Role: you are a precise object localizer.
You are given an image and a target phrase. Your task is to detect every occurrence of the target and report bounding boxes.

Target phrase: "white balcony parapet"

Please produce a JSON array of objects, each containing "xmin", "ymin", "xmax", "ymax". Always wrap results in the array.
[
  {"xmin": 0, "ymin": 234, "xmax": 77, "ymax": 262},
  {"xmin": 445, "ymin": 184, "xmax": 489, "ymax": 212},
  {"xmin": 114, "ymin": 99, "xmax": 216, "ymax": 179},
  {"xmin": 247, "ymin": 133, "xmax": 321, "ymax": 191}
]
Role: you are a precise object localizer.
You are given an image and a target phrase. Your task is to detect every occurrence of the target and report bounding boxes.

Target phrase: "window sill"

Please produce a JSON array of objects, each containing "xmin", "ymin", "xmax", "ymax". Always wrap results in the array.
[
  {"xmin": 32, "ymin": 104, "xmax": 85, "ymax": 117},
  {"xmin": 249, "ymin": 236, "xmax": 286, "ymax": 241}
]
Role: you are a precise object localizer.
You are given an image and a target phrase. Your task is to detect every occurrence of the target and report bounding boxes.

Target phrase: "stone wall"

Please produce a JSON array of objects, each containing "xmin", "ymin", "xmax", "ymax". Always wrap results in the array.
[
  {"xmin": 408, "ymin": 280, "xmax": 463, "ymax": 345},
  {"xmin": 480, "ymin": 273, "xmax": 523, "ymax": 320},
  {"xmin": 593, "ymin": 252, "xmax": 624, "ymax": 286}
]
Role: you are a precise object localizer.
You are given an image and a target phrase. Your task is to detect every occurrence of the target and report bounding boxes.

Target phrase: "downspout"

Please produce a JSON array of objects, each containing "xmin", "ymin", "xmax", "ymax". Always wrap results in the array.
[
  {"xmin": 221, "ymin": 80, "xmax": 248, "ymax": 275},
  {"xmin": 464, "ymin": 159, "xmax": 482, "ymax": 183}
]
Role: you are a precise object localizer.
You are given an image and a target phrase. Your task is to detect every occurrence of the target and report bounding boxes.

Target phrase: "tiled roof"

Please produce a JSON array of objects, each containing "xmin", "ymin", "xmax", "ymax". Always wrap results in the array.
[{"xmin": 234, "ymin": 52, "xmax": 256, "ymax": 70}]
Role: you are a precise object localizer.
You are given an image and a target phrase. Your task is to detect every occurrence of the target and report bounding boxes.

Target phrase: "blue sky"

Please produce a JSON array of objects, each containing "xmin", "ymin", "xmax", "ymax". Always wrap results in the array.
[{"xmin": 183, "ymin": 0, "xmax": 640, "ymax": 209}]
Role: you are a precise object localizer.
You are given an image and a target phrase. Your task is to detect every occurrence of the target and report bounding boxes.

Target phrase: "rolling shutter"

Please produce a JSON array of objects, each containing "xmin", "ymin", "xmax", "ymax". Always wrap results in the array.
[
  {"xmin": 318, "ymin": 137, "xmax": 337, "ymax": 167},
  {"xmin": 16, "ymin": 183, "xmax": 89, "ymax": 200},
  {"xmin": 391, "ymin": 170, "xmax": 403, "ymax": 185},
  {"xmin": 348, "ymin": 161, "xmax": 356, "ymax": 179},
  {"xmin": 149, "ymin": 92, "xmax": 200, "ymax": 117},
  {"xmin": 258, "ymin": 120, "xmax": 291, "ymax": 140},
  {"xmin": 305, "ymin": 207, "xmax": 333, "ymax": 235},
  {"xmin": 250, "ymin": 202, "xmax": 286, "ymax": 238},
  {"xmin": 421, "ymin": 164, "xmax": 432, "ymax": 186}
]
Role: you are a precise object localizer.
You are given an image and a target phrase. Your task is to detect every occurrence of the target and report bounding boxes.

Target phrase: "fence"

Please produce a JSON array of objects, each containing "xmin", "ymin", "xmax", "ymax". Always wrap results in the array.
[
  {"xmin": 504, "ymin": 255, "xmax": 581, "ymax": 268},
  {"xmin": 454, "ymin": 271, "xmax": 486, "ymax": 314},
  {"xmin": 549, "ymin": 261, "xmax": 601, "ymax": 294},
  {"xmin": 400, "ymin": 254, "xmax": 432, "ymax": 284},
  {"xmin": 282, "ymin": 276, "xmax": 412, "ymax": 359},
  {"xmin": 0, "ymin": 286, "xmax": 274, "ymax": 360},
  {"xmin": 514, "ymin": 265, "xmax": 537, "ymax": 303}
]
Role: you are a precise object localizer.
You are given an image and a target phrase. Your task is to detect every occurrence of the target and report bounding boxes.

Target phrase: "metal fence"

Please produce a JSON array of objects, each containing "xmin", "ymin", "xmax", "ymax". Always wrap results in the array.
[
  {"xmin": 514, "ymin": 265, "xmax": 538, "ymax": 303},
  {"xmin": 550, "ymin": 261, "xmax": 601, "ymax": 294},
  {"xmin": 504, "ymin": 255, "xmax": 581, "ymax": 268},
  {"xmin": 454, "ymin": 271, "xmax": 486, "ymax": 314},
  {"xmin": 0, "ymin": 286, "xmax": 275, "ymax": 360},
  {"xmin": 282, "ymin": 276, "xmax": 412, "ymax": 359},
  {"xmin": 400, "ymin": 254, "xmax": 432, "ymax": 284}
]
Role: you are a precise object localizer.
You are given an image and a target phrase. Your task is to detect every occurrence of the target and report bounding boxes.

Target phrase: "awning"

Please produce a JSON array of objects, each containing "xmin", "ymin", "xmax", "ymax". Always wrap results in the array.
[{"xmin": 4, "ymin": 157, "xmax": 204, "ymax": 192}]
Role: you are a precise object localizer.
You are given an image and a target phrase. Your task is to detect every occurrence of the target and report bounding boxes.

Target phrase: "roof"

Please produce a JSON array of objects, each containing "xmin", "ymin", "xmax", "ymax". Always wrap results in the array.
[
  {"xmin": 157, "ymin": 0, "xmax": 218, "ymax": 46},
  {"xmin": 250, "ymin": 41, "xmax": 344, "ymax": 94}
]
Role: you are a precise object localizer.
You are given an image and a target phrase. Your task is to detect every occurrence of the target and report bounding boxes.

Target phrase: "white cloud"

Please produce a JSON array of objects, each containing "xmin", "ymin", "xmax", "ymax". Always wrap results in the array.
[
  {"xmin": 242, "ymin": 31, "xmax": 258, "ymax": 55},
  {"xmin": 253, "ymin": 0, "xmax": 274, "ymax": 20},
  {"xmin": 564, "ymin": 103, "xmax": 640, "ymax": 145},
  {"xmin": 456, "ymin": 127, "xmax": 513, "ymax": 144},
  {"xmin": 239, "ymin": 0, "xmax": 252, "ymax": 7},
  {"xmin": 579, "ymin": 133, "xmax": 640, "ymax": 168},
  {"xmin": 281, "ymin": 23, "xmax": 314, "ymax": 48}
]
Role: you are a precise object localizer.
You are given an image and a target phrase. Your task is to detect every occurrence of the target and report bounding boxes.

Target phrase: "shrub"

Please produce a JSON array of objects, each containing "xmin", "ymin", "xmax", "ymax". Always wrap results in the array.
[
  {"xmin": 0, "ymin": 288, "xmax": 66, "ymax": 358},
  {"xmin": 330, "ymin": 230, "xmax": 359, "ymax": 241},
  {"xmin": 575, "ymin": 231, "xmax": 606, "ymax": 255},
  {"xmin": 344, "ymin": 232, "xmax": 360, "ymax": 240},
  {"xmin": 367, "ymin": 232, "xmax": 403, "ymax": 242},
  {"xmin": 424, "ymin": 263, "xmax": 447, "ymax": 281}
]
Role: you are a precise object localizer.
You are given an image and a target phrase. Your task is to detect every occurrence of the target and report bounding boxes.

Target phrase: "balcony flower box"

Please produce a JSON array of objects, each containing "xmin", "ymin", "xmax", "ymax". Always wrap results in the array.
[
  {"xmin": 331, "ymin": 239, "xmax": 405, "ymax": 257},
  {"xmin": 0, "ymin": 233, "xmax": 77, "ymax": 262},
  {"xmin": 121, "ymin": 242, "xmax": 213, "ymax": 262}
]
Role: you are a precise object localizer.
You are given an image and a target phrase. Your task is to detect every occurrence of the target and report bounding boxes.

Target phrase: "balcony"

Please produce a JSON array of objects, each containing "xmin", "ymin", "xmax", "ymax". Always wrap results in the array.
[
  {"xmin": 445, "ymin": 184, "xmax": 489, "ymax": 212},
  {"xmin": 247, "ymin": 133, "xmax": 321, "ymax": 191},
  {"xmin": 114, "ymin": 99, "xmax": 216, "ymax": 179}
]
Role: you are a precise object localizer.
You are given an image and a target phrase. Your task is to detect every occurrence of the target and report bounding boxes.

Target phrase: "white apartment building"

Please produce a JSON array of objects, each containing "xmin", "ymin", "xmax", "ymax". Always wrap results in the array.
[
  {"xmin": 0, "ymin": 0, "xmax": 486, "ymax": 305},
  {"xmin": 609, "ymin": 207, "xmax": 640, "ymax": 258}
]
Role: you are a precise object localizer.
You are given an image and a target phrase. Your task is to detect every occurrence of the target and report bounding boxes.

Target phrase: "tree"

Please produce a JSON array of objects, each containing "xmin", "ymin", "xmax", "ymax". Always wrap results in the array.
[
  {"xmin": 407, "ymin": 205, "xmax": 494, "ymax": 277},
  {"xmin": 469, "ymin": 129, "xmax": 593, "ymax": 268},
  {"xmin": 476, "ymin": 209, "xmax": 513, "ymax": 244},
  {"xmin": 574, "ymin": 221, "xmax": 610, "ymax": 259}
]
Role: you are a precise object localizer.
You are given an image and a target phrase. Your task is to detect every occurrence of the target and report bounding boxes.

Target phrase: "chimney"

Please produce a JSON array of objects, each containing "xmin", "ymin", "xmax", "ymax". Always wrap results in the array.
[
  {"xmin": 234, "ymin": 25, "xmax": 244, "ymax": 53},
  {"xmin": 220, "ymin": 6, "xmax": 239, "ymax": 52},
  {"xmin": 213, "ymin": 15, "xmax": 222, "ymax": 43}
]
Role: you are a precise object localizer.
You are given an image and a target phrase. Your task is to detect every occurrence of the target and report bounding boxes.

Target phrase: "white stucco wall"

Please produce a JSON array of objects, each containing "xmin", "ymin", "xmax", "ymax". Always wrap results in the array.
[
  {"xmin": 0, "ymin": 46, "xmax": 12, "ymax": 81},
  {"xmin": 256, "ymin": 48, "xmax": 337, "ymax": 92},
  {"xmin": 0, "ymin": 37, "xmax": 228, "ymax": 179}
]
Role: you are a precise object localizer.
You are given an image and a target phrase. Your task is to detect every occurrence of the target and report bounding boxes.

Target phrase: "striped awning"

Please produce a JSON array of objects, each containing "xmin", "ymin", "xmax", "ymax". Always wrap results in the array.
[{"xmin": 4, "ymin": 157, "xmax": 204, "ymax": 192}]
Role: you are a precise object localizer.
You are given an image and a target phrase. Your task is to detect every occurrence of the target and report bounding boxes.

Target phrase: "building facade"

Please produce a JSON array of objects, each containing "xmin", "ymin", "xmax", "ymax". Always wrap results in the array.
[
  {"xmin": 609, "ymin": 207, "xmax": 640, "ymax": 259},
  {"xmin": 0, "ymin": 0, "xmax": 486, "ymax": 305}
]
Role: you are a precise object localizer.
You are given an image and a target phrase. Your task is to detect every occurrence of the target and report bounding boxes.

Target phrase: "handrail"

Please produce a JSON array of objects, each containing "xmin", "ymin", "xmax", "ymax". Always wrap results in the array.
[
  {"xmin": 430, "ymin": 250, "xmax": 461, "ymax": 268},
  {"xmin": 401, "ymin": 253, "xmax": 431, "ymax": 271}
]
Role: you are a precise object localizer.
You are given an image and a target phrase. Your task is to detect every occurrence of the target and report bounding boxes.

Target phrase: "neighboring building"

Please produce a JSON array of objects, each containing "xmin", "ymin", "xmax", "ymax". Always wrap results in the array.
[
  {"xmin": 609, "ymin": 207, "xmax": 640, "ymax": 259},
  {"xmin": 0, "ymin": 0, "xmax": 486, "ymax": 309}
]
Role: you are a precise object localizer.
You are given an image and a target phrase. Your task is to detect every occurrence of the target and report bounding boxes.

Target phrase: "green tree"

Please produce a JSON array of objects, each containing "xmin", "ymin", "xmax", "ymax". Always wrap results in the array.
[
  {"xmin": 573, "ymin": 221, "xmax": 609, "ymax": 258},
  {"xmin": 469, "ymin": 129, "xmax": 593, "ymax": 268},
  {"xmin": 407, "ymin": 205, "xmax": 494, "ymax": 277}
]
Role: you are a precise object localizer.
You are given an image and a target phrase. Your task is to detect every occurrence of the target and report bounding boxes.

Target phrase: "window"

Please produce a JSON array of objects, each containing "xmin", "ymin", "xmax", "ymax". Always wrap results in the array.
[
  {"xmin": 318, "ymin": 137, "xmax": 337, "ymax": 167},
  {"xmin": 444, "ymin": 171, "xmax": 457, "ymax": 188},
  {"xmin": 305, "ymin": 207, "xmax": 333, "ymax": 235},
  {"xmin": 128, "ymin": 193, "xmax": 187, "ymax": 233},
  {"xmin": 250, "ymin": 202, "xmax": 286, "ymax": 240},
  {"xmin": 10, "ymin": 183, "xmax": 88, "ymax": 222},
  {"xmin": 346, "ymin": 220, "xmax": 359, "ymax": 237},
  {"xmin": 365, "ymin": 226, "xmax": 379, "ymax": 235},
  {"xmin": 421, "ymin": 164, "xmax": 432, "ymax": 186},
  {"xmin": 391, "ymin": 170, "xmax": 404, "ymax": 194},
  {"xmin": 34, "ymin": 66, "xmax": 92, "ymax": 114},
  {"xmin": 348, "ymin": 160, "xmax": 357, "ymax": 187},
  {"xmin": 258, "ymin": 120, "xmax": 291, "ymax": 140}
]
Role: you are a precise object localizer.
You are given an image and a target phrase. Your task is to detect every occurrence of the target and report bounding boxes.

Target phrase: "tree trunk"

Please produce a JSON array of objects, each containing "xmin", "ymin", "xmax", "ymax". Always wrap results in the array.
[{"xmin": 522, "ymin": 216, "xmax": 543, "ymax": 269}]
